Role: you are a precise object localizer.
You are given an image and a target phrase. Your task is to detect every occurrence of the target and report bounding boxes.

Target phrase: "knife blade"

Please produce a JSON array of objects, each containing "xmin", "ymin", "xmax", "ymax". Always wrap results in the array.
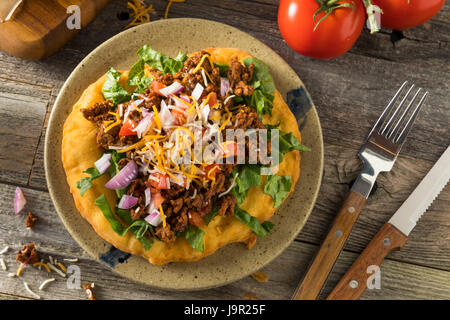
[
  {"xmin": 389, "ymin": 145, "xmax": 450, "ymax": 236},
  {"xmin": 327, "ymin": 145, "xmax": 450, "ymax": 300}
]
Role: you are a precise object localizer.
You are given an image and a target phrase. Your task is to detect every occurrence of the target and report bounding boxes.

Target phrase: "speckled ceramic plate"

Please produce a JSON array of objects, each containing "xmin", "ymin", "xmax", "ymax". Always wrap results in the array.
[{"xmin": 45, "ymin": 18, "xmax": 323, "ymax": 290}]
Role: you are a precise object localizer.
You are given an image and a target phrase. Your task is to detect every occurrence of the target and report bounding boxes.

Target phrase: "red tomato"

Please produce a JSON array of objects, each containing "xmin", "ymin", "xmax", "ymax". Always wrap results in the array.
[
  {"xmin": 278, "ymin": 0, "xmax": 365, "ymax": 59},
  {"xmin": 372, "ymin": 0, "xmax": 445, "ymax": 30},
  {"xmin": 188, "ymin": 210, "xmax": 205, "ymax": 227},
  {"xmin": 151, "ymin": 81, "xmax": 166, "ymax": 96},
  {"xmin": 119, "ymin": 119, "xmax": 138, "ymax": 136},
  {"xmin": 152, "ymin": 192, "xmax": 165, "ymax": 208},
  {"xmin": 148, "ymin": 173, "xmax": 169, "ymax": 190}
]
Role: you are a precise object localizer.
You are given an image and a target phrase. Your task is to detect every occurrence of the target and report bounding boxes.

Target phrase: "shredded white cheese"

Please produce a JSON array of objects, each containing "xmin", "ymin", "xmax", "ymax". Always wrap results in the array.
[
  {"xmin": 218, "ymin": 173, "xmax": 239, "ymax": 198},
  {"xmin": 23, "ymin": 282, "xmax": 41, "ymax": 299},
  {"xmin": 0, "ymin": 246, "xmax": 9, "ymax": 255},
  {"xmin": 63, "ymin": 258, "xmax": 78, "ymax": 263},
  {"xmin": 39, "ymin": 278, "xmax": 56, "ymax": 291},
  {"xmin": 7, "ymin": 273, "xmax": 16, "ymax": 278},
  {"xmin": 47, "ymin": 263, "xmax": 66, "ymax": 278},
  {"xmin": 201, "ymin": 68, "xmax": 208, "ymax": 87},
  {"xmin": 224, "ymin": 94, "xmax": 236, "ymax": 105},
  {"xmin": 0, "ymin": 258, "xmax": 7, "ymax": 271}
]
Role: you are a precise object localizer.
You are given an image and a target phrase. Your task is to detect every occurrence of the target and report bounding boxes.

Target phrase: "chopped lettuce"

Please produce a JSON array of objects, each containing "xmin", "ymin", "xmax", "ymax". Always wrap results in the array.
[
  {"xmin": 264, "ymin": 175, "xmax": 292, "ymax": 208},
  {"xmin": 94, "ymin": 194, "xmax": 153, "ymax": 250},
  {"xmin": 232, "ymin": 165, "xmax": 262, "ymax": 205},
  {"xmin": 233, "ymin": 206, "xmax": 274, "ymax": 237},
  {"xmin": 214, "ymin": 62, "xmax": 229, "ymax": 77},
  {"xmin": 76, "ymin": 167, "xmax": 103, "ymax": 196},
  {"xmin": 127, "ymin": 58, "xmax": 153, "ymax": 93},
  {"xmin": 138, "ymin": 45, "xmax": 187, "ymax": 75},
  {"xmin": 203, "ymin": 200, "xmax": 219, "ymax": 225},
  {"xmin": 102, "ymin": 68, "xmax": 131, "ymax": 105},
  {"xmin": 243, "ymin": 57, "xmax": 276, "ymax": 116},
  {"xmin": 182, "ymin": 225, "xmax": 205, "ymax": 252}
]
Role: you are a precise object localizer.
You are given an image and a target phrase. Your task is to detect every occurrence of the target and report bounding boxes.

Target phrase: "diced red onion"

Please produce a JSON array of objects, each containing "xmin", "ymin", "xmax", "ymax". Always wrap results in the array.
[
  {"xmin": 14, "ymin": 187, "xmax": 26, "ymax": 214},
  {"xmin": 220, "ymin": 77, "xmax": 230, "ymax": 97},
  {"xmin": 145, "ymin": 209, "xmax": 163, "ymax": 227},
  {"xmin": 118, "ymin": 195, "xmax": 138, "ymax": 209},
  {"xmin": 158, "ymin": 82, "xmax": 184, "ymax": 97},
  {"xmin": 144, "ymin": 188, "xmax": 151, "ymax": 207},
  {"xmin": 94, "ymin": 153, "xmax": 112, "ymax": 175},
  {"xmin": 132, "ymin": 114, "xmax": 153, "ymax": 138},
  {"xmin": 192, "ymin": 83, "xmax": 204, "ymax": 101},
  {"xmin": 133, "ymin": 99, "xmax": 144, "ymax": 107},
  {"xmin": 180, "ymin": 95, "xmax": 190, "ymax": 103},
  {"xmin": 105, "ymin": 160, "xmax": 138, "ymax": 190},
  {"xmin": 141, "ymin": 108, "xmax": 151, "ymax": 117},
  {"xmin": 170, "ymin": 173, "xmax": 185, "ymax": 187},
  {"xmin": 159, "ymin": 100, "xmax": 176, "ymax": 129}
]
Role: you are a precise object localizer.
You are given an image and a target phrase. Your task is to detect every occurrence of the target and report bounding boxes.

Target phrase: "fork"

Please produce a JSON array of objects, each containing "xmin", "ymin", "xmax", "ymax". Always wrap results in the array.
[{"xmin": 292, "ymin": 81, "xmax": 428, "ymax": 300}]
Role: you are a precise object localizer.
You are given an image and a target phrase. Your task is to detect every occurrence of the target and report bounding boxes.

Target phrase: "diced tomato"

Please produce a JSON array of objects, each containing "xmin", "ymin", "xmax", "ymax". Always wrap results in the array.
[
  {"xmin": 205, "ymin": 92, "xmax": 218, "ymax": 107},
  {"xmin": 151, "ymin": 81, "xmax": 167, "ymax": 96},
  {"xmin": 148, "ymin": 173, "xmax": 169, "ymax": 190},
  {"xmin": 188, "ymin": 210, "xmax": 205, "ymax": 227},
  {"xmin": 171, "ymin": 108, "xmax": 186, "ymax": 125},
  {"xmin": 152, "ymin": 192, "xmax": 165, "ymax": 208},
  {"xmin": 119, "ymin": 119, "xmax": 138, "ymax": 136}
]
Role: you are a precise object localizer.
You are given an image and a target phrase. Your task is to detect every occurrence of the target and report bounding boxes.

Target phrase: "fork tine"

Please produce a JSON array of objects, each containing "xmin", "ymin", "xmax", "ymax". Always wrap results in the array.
[
  {"xmin": 387, "ymin": 88, "xmax": 422, "ymax": 140},
  {"xmin": 395, "ymin": 91, "xmax": 428, "ymax": 144},
  {"xmin": 381, "ymin": 84, "xmax": 415, "ymax": 135},
  {"xmin": 368, "ymin": 81, "xmax": 408, "ymax": 137}
]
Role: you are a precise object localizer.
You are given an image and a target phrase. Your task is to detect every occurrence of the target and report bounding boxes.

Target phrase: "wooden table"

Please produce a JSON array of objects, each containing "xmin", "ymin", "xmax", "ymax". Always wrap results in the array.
[{"xmin": 0, "ymin": 0, "xmax": 449, "ymax": 300}]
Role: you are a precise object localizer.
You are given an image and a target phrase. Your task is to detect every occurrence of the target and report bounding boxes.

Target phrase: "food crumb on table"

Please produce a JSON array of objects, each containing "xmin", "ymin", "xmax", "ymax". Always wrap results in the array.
[
  {"xmin": 242, "ymin": 293, "xmax": 261, "ymax": 300},
  {"xmin": 25, "ymin": 211, "xmax": 38, "ymax": 229},
  {"xmin": 82, "ymin": 283, "xmax": 96, "ymax": 300},
  {"xmin": 251, "ymin": 271, "xmax": 268, "ymax": 283}
]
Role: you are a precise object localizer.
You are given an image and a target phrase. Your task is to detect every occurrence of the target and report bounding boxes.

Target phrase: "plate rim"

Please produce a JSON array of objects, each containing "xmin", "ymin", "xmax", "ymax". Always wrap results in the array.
[{"xmin": 44, "ymin": 17, "xmax": 324, "ymax": 291}]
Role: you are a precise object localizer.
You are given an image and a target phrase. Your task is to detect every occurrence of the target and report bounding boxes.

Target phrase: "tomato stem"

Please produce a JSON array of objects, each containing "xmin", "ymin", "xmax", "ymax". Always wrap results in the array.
[
  {"xmin": 361, "ymin": 0, "xmax": 381, "ymax": 34},
  {"xmin": 313, "ymin": 0, "xmax": 355, "ymax": 31}
]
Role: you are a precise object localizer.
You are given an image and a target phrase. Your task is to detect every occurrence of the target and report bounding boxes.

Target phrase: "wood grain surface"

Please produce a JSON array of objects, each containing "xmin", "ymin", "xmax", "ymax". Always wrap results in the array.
[{"xmin": 0, "ymin": 0, "xmax": 449, "ymax": 300}]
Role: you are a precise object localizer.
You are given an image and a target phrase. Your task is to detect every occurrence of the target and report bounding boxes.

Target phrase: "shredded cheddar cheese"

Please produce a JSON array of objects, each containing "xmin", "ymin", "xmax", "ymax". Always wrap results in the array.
[
  {"xmin": 192, "ymin": 54, "xmax": 214, "ymax": 74},
  {"xmin": 104, "ymin": 119, "xmax": 122, "ymax": 133},
  {"xmin": 33, "ymin": 262, "xmax": 51, "ymax": 273},
  {"xmin": 152, "ymin": 105, "xmax": 162, "ymax": 131},
  {"xmin": 164, "ymin": 0, "xmax": 185, "ymax": 20},
  {"xmin": 126, "ymin": 0, "xmax": 155, "ymax": 29},
  {"xmin": 159, "ymin": 205, "xmax": 167, "ymax": 227}
]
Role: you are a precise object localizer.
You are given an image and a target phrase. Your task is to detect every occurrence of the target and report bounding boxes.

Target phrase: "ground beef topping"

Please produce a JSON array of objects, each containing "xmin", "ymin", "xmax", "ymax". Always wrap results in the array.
[
  {"xmin": 16, "ymin": 243, "xmax": 39, "ymax": 264},
  {"xmin": 80, "ymin": 50, "xmax": 267, "ymax": 244}
]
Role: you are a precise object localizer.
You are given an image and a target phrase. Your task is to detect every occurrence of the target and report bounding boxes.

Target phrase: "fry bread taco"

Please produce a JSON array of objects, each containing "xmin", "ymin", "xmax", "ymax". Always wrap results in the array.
[{"xmin": 62, "ymin": 47, "xmax": 310, "ymax": 265}]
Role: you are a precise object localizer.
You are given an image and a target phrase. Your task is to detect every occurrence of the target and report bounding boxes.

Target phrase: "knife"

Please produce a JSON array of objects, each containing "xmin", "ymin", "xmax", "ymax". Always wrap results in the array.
[{"xmin": 326, "ymin": 145, "xmax": 450, "ymax": 300}]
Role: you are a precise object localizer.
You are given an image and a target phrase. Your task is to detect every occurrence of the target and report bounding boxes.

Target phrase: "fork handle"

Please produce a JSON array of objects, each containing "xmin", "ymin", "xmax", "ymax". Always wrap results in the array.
[
  {"xmin": 326, "ymin": 223, "xmax": 408, "ymax": 300},
  {"xmin": 292, "ymin": 191, "xmax": 366, "ymax": 300}
]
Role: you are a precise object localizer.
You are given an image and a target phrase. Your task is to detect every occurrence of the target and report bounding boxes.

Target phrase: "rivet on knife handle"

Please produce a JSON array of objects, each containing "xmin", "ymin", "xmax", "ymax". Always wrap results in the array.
[
  {"xmin": 326, "ymin": 223, "xmax": 408, "ymax": 300},
  {"xmin": 292, "ymin": 191, "xmax": 366, "ymax": 300}
]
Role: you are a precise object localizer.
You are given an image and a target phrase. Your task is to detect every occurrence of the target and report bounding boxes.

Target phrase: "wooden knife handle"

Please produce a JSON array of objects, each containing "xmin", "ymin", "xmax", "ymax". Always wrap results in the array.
[
  {"xmin": 326, "ymin": 223, "xmax": 408, "ymax": 300},
  {"xmin": 292, "ymin": 191, "xmax": 367, "ymax": 300}
]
